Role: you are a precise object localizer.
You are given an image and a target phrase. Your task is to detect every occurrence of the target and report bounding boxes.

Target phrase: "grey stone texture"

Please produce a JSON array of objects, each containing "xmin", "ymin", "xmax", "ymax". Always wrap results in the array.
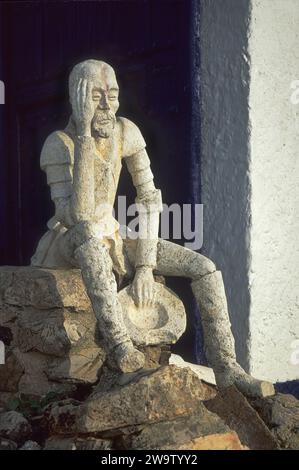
[{"xmin": 0, "ymin": 411, "xmax": 32, "ymax": 443}]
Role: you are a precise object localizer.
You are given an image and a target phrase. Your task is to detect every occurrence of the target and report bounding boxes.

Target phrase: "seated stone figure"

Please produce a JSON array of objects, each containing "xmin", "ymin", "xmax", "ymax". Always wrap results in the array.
[{"xmin": 31, "ymin": 59, "xmax": 274, "ymax": 398}]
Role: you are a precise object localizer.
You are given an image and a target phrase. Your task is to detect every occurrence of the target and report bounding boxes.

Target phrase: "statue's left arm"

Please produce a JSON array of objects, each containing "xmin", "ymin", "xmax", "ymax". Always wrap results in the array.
[
  {"xmin": 122, "ymin": 119, "xmax": 162, "ymax": 306},
  {"xmin": 125, "ymin": 148, "xmax": 162, "ymax": 268}
]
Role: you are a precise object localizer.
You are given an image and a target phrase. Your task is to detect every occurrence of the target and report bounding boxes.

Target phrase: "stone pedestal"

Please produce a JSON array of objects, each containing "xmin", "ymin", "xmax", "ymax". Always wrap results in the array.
[
  {"xmin": 0, "ymin": 267, "xmax": 106, "ymax": 398},
  {"xmin": 0, "ymin": 267, "xmax": 171, "ymax": 398}
]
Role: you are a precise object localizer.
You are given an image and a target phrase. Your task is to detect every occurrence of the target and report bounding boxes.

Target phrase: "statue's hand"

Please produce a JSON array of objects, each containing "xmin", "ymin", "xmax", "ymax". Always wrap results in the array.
[
  {"xmin": 130, "ymin": 266, "xmax": 156, "ymax": 308},
  {"xmin": 72, "ymin": 78, "xmax": 94, "ymax": 137}
]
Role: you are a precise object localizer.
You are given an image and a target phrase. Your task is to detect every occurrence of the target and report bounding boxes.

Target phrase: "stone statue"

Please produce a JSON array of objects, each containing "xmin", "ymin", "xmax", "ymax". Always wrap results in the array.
[{"xmin": 31, "ymin": 59, "xmax": 274, "ymax": 398}]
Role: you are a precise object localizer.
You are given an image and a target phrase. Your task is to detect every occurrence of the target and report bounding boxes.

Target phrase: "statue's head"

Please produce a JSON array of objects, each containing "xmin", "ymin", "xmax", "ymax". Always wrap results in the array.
[{"xmin": 69, "ymin": 59, "xmax": 119, "ymax": 138}]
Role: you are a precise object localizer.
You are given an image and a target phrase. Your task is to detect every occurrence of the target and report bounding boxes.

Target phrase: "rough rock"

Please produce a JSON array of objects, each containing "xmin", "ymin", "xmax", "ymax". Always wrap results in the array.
[
  {"xmin": 46, "ymin": 365, "xmax": 216, "ymax": 435},
  {"xmin": 122, "ymin": 408, "xmax": 236, "ymax": 450},
  {"xmin": 16, "ymin": 306, "xmax": 98, "ymax": 357},
  {"xmin": 2, "ymin": 267, "xmax": 91, "ymax": 310},
  {"xmin": 0, "ymin": 349, "xmax": 24, "ymax": 392},
  {"xmin": 44, "ymin": 436, "xmax": 112, "ymax": 450},
  {"xmin": 164, "ymin": 432, "xmax": 245, "ymax": 450},
  {"xmin": 7, "ymin": 349, "xmax": 76, "ymax": 397},
  {"xmin": 0, "ymin": 438, "xmax": 18, "ymax": 450},
  {"xmin": 139, "ymin": 345, "xmax": 171, "ymax": 369},
  {"xmin": 205, "ymin": 385, "xmax": 278, "ymax": 449},
  {"xmin": 0, "ymin": 267, "xmax": 106, "ymax": 399},
  {"xmin": 250, "ymin": 393, "xmax": 299, "ymax": 449},
  {"xmin": 19, "ymin": 440, "xmax": 41, "ymax": 450},
  {"xmin": 0, "ymin": 346, "xmax": 105, "ymax": 398},
  {"xmin": 0, "ymin": 411, "xmax": 32, "ymax": 443},
  {"xmin": 47, "ymin": 343, "xmax": 105, "ymax": 385},
  {"xmin": 0, "ymin": 393, "xmax": 14, "ymax": 408},
  {"xmin": 0, "ymin": 305, "xmax": 20, "ymax": 352},
  {"xmin": 0, "ymin": 269, "xmax": 14, "ymax": 300},
  {"xmin": 15, "ymin": 349, "xmax": 61, "ymax": 396},
  {"xmin": 169, "ymin": 353, "xmax": 216, "ymax": 385}
]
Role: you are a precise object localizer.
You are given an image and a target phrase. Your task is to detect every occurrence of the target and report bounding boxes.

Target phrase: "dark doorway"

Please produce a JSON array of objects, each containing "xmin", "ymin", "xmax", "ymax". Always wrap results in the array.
[{"xmin": 0, "ymin": 0, "xmax": 200, "ymax": 362}]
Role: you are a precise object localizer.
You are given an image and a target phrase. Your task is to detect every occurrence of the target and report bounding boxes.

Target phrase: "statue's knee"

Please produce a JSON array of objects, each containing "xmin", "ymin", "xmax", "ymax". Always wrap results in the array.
[
  {"xmin": 73, "ymin": 221, "xmax": 97, "ymax": 244},
  {"xmin": 71, "ymin": 223, "xmax": 109, "ymax": 265},
  {"xmin": 68, "ymin": 221, "xmax": 104, "ymax": 252},
  {"xmin": 190, "ymin": 253, "xmax": 216, "ymax": 280}
]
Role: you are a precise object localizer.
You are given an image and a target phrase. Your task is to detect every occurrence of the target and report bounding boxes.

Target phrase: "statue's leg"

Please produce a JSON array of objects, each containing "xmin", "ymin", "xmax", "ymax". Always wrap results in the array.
[
  {"xmin": 125, "ymin": 238, "xmax": 274, "ymax": 397},
  {"xmin": 59, "ymin": 223, "xmax": 145, "ymax": 373}
]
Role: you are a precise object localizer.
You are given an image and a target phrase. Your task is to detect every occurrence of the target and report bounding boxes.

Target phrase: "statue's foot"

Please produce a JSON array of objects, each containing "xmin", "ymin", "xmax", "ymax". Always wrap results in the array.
[
  {"xmin": 114, "ymin": 341, "xmax": 145, "ymax": 373},
  {"xmin": 215, "ymin": 364, "xmax": 275, "ymax": 398}
]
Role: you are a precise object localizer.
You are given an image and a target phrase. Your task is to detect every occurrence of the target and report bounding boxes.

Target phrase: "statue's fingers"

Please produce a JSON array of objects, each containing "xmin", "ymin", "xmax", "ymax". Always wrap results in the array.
[
  {"xmin": 76, "ymin": 78, "xmax": 82, "ymax": 115},
  {"xmin": 130, "ymin": 284, "xmax": 138, "ymax": 305},
  {"xmin": 141, "ymin": 284, "xmax": 147, "ymax": 308},
  {"xmin": 71, "ymin": 81, "xmax": 79, "ymax": 117},
  {"xmin": 81, "ymin": 79, "xmax": 87, "ymax": 112},
  {"xmin": 145, "ymin": 286, "xmax": 152, "ymax": 306},
  {"xmin": 152, "ymin": 287, "xmax": 157, "ymax": 305},
  {"xmin": 143, "ymin": 282, "xmax": 151, "ymax": 305},
  {"xmin": 148, "ymin": 286, "xmax": 154, "ymax": 306},
  {"xmin": 134, "ymin": 284, "xmax": 142, "ymax": 307},
  {"xmin": 86, "ymin": 80, "xmax": 93, "ymax": 102}
]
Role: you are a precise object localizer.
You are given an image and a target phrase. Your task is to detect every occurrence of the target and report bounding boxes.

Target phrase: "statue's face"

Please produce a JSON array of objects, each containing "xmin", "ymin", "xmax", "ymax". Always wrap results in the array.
[
  {"xmin": 90, "ymin": 65, "xmax": 119, "ymax": 139},
  {"xmin": 69, "ymin": 60, "xmax": 119, "ymax": 138}
]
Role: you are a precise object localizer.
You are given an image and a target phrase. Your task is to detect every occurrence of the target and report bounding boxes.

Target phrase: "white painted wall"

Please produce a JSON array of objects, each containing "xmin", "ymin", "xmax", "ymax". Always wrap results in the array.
[
  {"xmin": 249, "ymin": 0, "xmax": 299, "ymax": 382},
  {"xmin": 200, "ymin": 0, "xmax": 299, "ymax": 382}
]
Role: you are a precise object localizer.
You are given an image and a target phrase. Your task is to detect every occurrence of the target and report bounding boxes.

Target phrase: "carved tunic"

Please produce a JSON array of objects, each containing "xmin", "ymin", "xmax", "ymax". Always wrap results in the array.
[{"xmin": 31, "ymin": 116, "xmax": 162, "ymax": 272}]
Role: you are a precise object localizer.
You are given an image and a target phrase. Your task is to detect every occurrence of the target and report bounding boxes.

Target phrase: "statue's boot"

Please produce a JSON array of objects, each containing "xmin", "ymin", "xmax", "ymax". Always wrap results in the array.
[
  {"xmin": 191, "ymin": 271, "xmax": 275, "ymax": 398},
  {"xmin": 74, "ymin": 238, "xmax": 145, "ymax": 374}
]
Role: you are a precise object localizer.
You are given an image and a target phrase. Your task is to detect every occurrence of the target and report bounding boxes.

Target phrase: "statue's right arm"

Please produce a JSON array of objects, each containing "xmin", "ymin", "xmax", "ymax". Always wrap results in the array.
[
  {"xmin": 40, "ymin": 130, "xmax": 95, "ymax": 228},
  {"xmin": 70, "ymin": 134, "xmax": 95, "ymax": 222}
]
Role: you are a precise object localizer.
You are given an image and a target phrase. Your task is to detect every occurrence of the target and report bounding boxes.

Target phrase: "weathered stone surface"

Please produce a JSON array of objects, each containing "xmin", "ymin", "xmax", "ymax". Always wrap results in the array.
[
  {"xmin": 14, "ymin": 350, "xmax": 65, "ymax": 397},
  {"xmin": 16, "ymin": 306, "xmax": 98, "ymax": 357},
  {"xmin": 0, "ymin": 438, "xmax": 18, "ymax": 450},
  {"xmin": 0, "ymin": 273, "xmax": 106, "ymax": 397},
  {"xmin": 0, "ymin": 268, "xmax": 14, "ymax": 301},
  {"xmin": 253, "ymin": 393, "xmax": 299, "ymax": 428},
  {"xmin": 2, "ymin": 267, "xmax": 91, "ymax": 310},
  {"xmin": 123, "ymin": 408, "xmax": 232, "ymax": 450},
  {"xmin": 0, "ymin": 393, "xmax": 14, "ymax": 408},
  {"xmin": 19, "ymin": 440, "xmax": 41, "ymax": 450},
  {"xmin": 0, "ymin": 349, "xmax": 24, "ymax": 392},
  {"xmin": 47, "ymin": 343, "xmax": 105, "ymax": 384},
  {"xmin": 47, "ymin": 365, "xmax": 214, "ymax": 435},
  {"xmin": 0, "ymin": 306, "xmax": 19, "ymax": 350},
  {"xmin": 250, "ymin": 393, "xmax": 299, "ymax": 449},
  {"xmin": 205, "ymin": 385, "xmax": 278, "ymax": 449},
  {"xmin": 44, "ymin": 436, "xmax": 112, "ymax": 450},
  {"xmin": 138, "ymin": 345, "xmax": 170, "ymax": 369},
  {"xmin": 0, "ymin": 343, "xmax": 104, "ymax": 398},
  {"xmin": 165, "ymin": 432, "xmax": 245, "ymax": 450},
  {"xmin": 0, "ymin": 411, "xmax": 32, "ymax": 443},
  {"xmin": 0, "ymin": 306, "xmax": 17, "ymax": 325},
  {"xmin": 170, "ymin": 353, "xmax": 216, "ymax": 385}
]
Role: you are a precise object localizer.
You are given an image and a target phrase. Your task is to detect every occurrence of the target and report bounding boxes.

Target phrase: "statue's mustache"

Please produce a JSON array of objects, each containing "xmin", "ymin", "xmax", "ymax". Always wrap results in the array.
[{"xmin": 93, "ymin": 110, "xmax": 115, "ymax": 123}]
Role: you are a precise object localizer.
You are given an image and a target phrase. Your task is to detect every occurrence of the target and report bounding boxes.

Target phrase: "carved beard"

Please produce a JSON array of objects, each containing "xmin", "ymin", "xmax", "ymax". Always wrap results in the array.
[{"xmin": 91, "ymin": 110, "xmax": 116, "ymax": 138}]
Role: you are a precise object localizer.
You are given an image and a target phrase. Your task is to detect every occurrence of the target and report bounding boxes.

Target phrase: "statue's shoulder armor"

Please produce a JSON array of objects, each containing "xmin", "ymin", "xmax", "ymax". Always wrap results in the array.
[
  {"xmin": 40, "ymin": 130, "xmax": 74, "ymax": 170},
  {"xmin": 118, "ymin": 117, "xmax": 146, "ymax": 158}
]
